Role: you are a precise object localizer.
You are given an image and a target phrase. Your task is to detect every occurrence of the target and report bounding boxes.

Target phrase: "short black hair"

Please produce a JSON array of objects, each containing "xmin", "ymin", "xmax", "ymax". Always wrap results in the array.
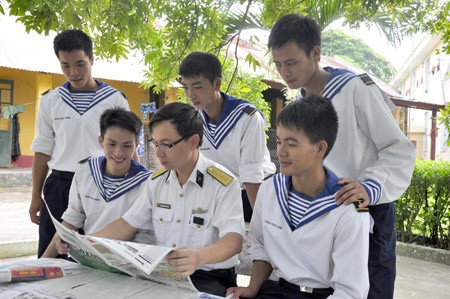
[
  {"xmin": 53, "ymin": 29, "xmax": 93, "ymax": 59},
  {"xmin": 149, "ymin": 102, "xmax": 203, "ymax": 147},
  {"xmin": 268, "ymin": 14, "xmax": 322, "ymax": 55},
  {"xmin": 276, "ymin": 95, "xmax": 338, "ymax": 158},
  {"xmin": 179, "ymin": 52, "xmax": 222, "ymax": 84},
  {"xmin": 100, "ymin": 108, "xmax": 142, "ymax": 140}
]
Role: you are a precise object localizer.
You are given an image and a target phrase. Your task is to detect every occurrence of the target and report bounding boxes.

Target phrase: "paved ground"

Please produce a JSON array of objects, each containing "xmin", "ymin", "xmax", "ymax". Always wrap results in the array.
[
  {"xmin": 1, "ymin": 186, "xmax": 450, "ymax": 298},
  {"xmin": 0, "ymin": 186, "xmax": 38, "ymax": 243}
]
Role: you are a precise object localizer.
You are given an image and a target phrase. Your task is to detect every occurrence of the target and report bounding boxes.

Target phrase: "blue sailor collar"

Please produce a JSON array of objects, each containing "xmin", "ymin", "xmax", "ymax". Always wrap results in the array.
[
  {"xmin": 89, "ymin": 156, "xmax": 150, "ymax": 202},
  {"xmin": 298, "ymin": 67, "xmax": 358, "ymax": 101},
  {"xmin": 59, "ymin": 80, "xmax": 119, "ymax": 115},
  {"xmin": 201, "ymin": 92, "xmax": 255, "ymax": 149},
  {"xmin": 322, "ymin": 67, "xmax": 358, "ymax": 100},
  {"xmin": 273, "ymin": 167, "xmax": 340, "ymax": 231}
]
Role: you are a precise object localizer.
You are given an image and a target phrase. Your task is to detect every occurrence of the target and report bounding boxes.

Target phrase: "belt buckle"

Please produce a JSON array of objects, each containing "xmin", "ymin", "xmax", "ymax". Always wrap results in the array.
[{"xmin": 299, "ymin": 286, "xmax": 314, "ymax": 294}]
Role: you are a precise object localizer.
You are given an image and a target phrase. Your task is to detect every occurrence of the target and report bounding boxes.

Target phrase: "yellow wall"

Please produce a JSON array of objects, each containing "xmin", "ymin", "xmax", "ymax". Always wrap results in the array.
[
  {"xmin": 0, "ymin": 67, "xmax": 152, "ymax": 159},
  {"xmin": 101, "ymin": 80, "xmax": 150, "ymax": 115},
  {"xmin": 0, "ymin": 67, "xmax": 38, "ymax": 156}
]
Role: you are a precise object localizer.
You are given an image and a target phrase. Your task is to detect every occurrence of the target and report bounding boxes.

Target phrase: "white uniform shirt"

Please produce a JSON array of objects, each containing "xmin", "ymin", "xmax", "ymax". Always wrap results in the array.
[
  {"xmin": 62, "ymin": 156, "xmax": 150, "ymax": 234},
  {"xmin": 251, "ymin": 171, "xmax": 370, "ymax": 299},
  {"xmin": 123, "ymin": 153, "xmax": 245, "ymax": 271},
  {"xmin": 199, "ymin": 93, "xmax": 275, "ymax": 186},
  {"xmin": 299, "ymin": 68, "xmax": 415, "ymax": 204},
  {"xmin": 31, "ymin": 82, "xmax": 129, "ymax": 172}
]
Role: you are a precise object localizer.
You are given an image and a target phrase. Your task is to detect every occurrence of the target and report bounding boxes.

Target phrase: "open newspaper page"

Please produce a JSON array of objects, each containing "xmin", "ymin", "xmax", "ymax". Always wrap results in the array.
[
  {"xmin": 0, "ymin": 258, "xmax": 91, "ymax": 283},
  {"xmin": 44, "ymin": 200, "xmax": 198, "ymax": 292}
]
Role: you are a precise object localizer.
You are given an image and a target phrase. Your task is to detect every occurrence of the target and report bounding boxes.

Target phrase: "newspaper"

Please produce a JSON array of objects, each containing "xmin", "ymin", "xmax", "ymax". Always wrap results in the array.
[
  {"xmin": 43, "ymin": 200, "xmax": 198, "ymax": 293},
  {"xmin": 0, "ymin": 258, "xmax": 91, "ymax": 283}
]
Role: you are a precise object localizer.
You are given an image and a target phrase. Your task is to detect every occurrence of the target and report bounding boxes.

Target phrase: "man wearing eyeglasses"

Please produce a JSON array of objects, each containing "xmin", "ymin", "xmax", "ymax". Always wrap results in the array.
[
  {"xmin": 76, "ymin": 102, "xmax": 246, "ymax": 296},
  {"xmin": 179, "ymin": 52, "xmax": 276, "ymax": 222}
]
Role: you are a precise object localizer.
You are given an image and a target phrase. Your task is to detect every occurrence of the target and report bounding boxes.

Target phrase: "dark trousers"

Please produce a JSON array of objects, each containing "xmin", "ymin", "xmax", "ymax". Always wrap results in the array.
[
  {"xmin": 368, "ymin": 202, "xmax": 397, "ymax": 299},
  {"xmin": 190, "ymin": 268, "xmax": 237, "ymax": 297},
  {"xmin": 242, "ymin": 190, "xmax": 253, "ymax": 222},
  {"xmin": 37, "ymin": 173, "xmax": 73, "ymax": 257},
  {"xmin": 254, "ymin": 280, "xmax": 330, "ymax": 299}
]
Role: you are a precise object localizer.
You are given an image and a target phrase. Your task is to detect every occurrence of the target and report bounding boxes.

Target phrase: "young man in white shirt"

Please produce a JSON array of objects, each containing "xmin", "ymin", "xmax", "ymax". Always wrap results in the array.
[
  {"xmin": 179, "ymin": 52, "xmax": 276, "ymax": 222},
  {"xmin": 42, "ymin": 108, "xmax": 150, "ymax": 258},
  {"xmin": 57, "ymin": 102, "xmax": 245, "ymax": 296},
  {"xmin": 267, "ymin": 14, "xmax": 415, "ymax": 298},
  {"xmin": 227, "ymin": 95, "xmax": 370, "ymax": 299},
  {"xmin": 29, "ymin": 29, "xmax": 130, "ymax": 257}
]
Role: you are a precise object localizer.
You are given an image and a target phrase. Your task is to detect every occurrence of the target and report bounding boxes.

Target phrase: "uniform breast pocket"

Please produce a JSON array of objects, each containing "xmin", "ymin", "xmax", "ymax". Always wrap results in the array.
[
  {"xmin": 186, "ymin": 214, "xmax": 212, "ymax": 247},
  {"xmin": 152, "ymin": 208, "xmax": 174, "ymax": 243}
]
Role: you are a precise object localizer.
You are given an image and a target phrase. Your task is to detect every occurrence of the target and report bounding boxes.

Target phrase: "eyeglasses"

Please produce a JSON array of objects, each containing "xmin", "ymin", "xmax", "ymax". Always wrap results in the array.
[{"xmin": 149, "ymin": 137, "xmax": 185, "ymax": 151}]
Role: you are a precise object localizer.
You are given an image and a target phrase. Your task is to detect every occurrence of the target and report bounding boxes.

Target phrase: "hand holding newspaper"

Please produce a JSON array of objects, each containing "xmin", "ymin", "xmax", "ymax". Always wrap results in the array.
[{"xmin": 43, "ymin": 199, "xmax": 198, "ymax": 293}]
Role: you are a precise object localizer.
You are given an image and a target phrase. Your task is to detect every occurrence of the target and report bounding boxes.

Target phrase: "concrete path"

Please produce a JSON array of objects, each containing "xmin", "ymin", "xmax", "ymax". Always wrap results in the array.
[{"xmin": 1, "ymin": 186, "xmax": 450, "ymax": 298}]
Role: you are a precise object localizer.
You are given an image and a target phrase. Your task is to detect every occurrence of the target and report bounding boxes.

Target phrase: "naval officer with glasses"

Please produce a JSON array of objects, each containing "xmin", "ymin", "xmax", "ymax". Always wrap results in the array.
[{"xmin": 79, "ymin": 102, "xmax": 246, "ymax": 296}]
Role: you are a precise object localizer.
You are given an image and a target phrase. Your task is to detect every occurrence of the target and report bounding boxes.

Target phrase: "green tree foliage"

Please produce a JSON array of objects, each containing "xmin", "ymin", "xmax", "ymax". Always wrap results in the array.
[
  {"xmin": 1, "ymin": 0, "xmax": 448, "ymax": 122},
  {"xmin": 322, "ymin": 29, "xmax": 396, "ymax": 82}
]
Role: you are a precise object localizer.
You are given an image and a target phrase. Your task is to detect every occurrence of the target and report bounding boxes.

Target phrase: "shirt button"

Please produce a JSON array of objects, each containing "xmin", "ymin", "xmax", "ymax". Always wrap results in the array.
[
  {"xmin": 179, "ymin": 193, "xmax": 184, "ymax": 197},
  {"xmin": 176, "ymin": 219, "xmax": 181, "ymax": 223},
  {"xmin": 172, "ymin": 243, "xmax": 176, "ymax": 248},
  {"xmin": 159, "ymin": 217, "xmax": 163, "ymax": 222}
]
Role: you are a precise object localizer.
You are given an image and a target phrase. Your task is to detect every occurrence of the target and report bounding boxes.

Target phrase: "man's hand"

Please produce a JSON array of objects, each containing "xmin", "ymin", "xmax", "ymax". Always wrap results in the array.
[
  {"xmin": 166, "ymin": 247, "xmax": 200, "ymax": 279},
  {"xmin": 55, "ymin": 235, "xmax": 70, "ymax": 255},
  {"xmin": 336, "ymin": 178, "xmax": 370, "ymax": 208},
  {"xmin": 29, "ymin": 196, "xmax": 43, "ymax": 224},
  {"xmin": 226, "ymin": 286, "xmax": 258, "ymax": 299}
]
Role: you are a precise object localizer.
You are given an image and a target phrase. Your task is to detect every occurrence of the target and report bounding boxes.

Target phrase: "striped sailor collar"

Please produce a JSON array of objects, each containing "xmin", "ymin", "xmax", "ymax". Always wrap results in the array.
[
  {"xmin": 61, "ymin": 80, "xmax": 109, "ymax": 92},
  {"xmin": 89, "ymin": 156, "xmax": 151, "ymax": 202},
  {"xmin": 59, "ymin": 80, "xmax": 119, "ymax": 115},
  {"xmin": 165, "ymin": 153, "xmax": 208, "ymax": 188},
  {"xmin": 297, "ymin": 67, "xmax": 358, "ymax": 101},
  {"xmin": 201, "ymin": 92, "xmax": 255, "ymax": 149},
  {"xmin": 274, "ymin": 167, "xmax": 340, "ymax": 231}
]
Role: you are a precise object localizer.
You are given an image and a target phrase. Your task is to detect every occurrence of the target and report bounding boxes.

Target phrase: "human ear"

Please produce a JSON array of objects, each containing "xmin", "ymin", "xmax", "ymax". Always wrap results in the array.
[
  {"xmin": 191, "ymin": 134, "xmax": 200, "ymax": 149},
  {"xmin": 98, "ymin": 135, "xmax": 104, "ymax": 148},
  {"xmin": 317, "ymin": 140, "xmax": 328, "ymax": 156},
  {"xmin": 214, "ymin": 78, "xmax": 222, "ymax": 91},
  {"xmin": 311, "ymin": 46, "xmax": 321, "ymax": 61}
]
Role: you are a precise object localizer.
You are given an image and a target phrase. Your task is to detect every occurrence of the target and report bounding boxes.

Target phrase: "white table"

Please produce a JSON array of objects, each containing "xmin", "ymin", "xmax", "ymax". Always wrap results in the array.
[{"xmin": 0, "ymin": 259, "xmax": 205, "ymax": 299}]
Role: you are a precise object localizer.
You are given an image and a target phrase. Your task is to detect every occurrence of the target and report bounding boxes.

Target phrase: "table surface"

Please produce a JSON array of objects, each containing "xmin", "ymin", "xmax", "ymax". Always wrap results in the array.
[{"xmin": 0, "ymin": 261, "xmax": 205, "ymax": 299}]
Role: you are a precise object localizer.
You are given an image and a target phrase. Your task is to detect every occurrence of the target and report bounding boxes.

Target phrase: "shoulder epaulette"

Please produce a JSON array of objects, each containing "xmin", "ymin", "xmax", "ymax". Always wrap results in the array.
[
  {"xmin": 78, "ymin": 156, "xmax": 90, "ymax": 164},
  {"xmin": 207, "ymin": 166, "xmax": 233, "ymax": 186},
  {"xmin": 41, "ymin": 89, "xmax": 51, "ymax": 96},
  {"xmin": 243, "ymin": 105, "xmax": 256, "ymax": 116},
  {"xmin": 359, "ymin": 73, "xmax": 375, "ymax": 86},
  {"xmin": 151, "ymin": 167, "xmax": 168, "ymax": 180},
  {"xmin": 120, "ymin": 90, "xmax": 128, "ymax": 99},
  {"xmin": 352, "ymin": 200, "xmax": 369, "ymax": 213}
]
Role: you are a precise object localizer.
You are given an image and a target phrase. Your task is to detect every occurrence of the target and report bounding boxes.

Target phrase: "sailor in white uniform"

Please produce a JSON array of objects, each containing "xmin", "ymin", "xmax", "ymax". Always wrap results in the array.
[
  {"xmin": 179, "ymin": 52, "xmax": 276, "ymax": 222},
  {"xmin": 267, "ymin": 15, "xmax": 415, "ymax": 298},
  {"xmin": 42, "ymin": 108, "xmax": 149, "ymax": 258},
  {"xmin": 227, "ymin": 95, "xmax": 370, "ymax": 299},
  {"xmin": 29, "ymin": 29, "xmax": 130, "ymax": 258},
  {"xmin": 87, "ymin": 103, "xmax": 245, "ymax": 296}
]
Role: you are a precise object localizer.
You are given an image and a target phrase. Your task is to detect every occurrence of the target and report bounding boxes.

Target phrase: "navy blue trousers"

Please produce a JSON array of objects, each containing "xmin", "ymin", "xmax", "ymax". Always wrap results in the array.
[
  {"xmin": 37, "ymin": 174, "xmax": 72, "ymax": 257},
  {"xmin": 368, "ymin": 202, "xmax": 397, "ymax": 299},
  {"xmin": 190, "ymin": 268, "xmax": 237, "ymax": 297}
]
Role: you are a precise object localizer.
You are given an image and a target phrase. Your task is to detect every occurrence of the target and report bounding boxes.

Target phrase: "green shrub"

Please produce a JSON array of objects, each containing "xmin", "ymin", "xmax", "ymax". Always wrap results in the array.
[{"xmin": 397, "ymin": 159, "xmax": 450, "ymax": 249}]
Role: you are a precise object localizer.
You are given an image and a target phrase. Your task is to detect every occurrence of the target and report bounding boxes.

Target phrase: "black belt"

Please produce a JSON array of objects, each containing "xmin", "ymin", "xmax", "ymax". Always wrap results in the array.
[
  {"xmin": 51, "ymin": 169, "xmax": 75, "ymax": 180},
  {"xmin": 279, "ymin": 278, "xmax": 334, "ymax": 296},
  {"xmin": 196, "ymin": 267, "xmax": 235, "ymax": 275}
]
